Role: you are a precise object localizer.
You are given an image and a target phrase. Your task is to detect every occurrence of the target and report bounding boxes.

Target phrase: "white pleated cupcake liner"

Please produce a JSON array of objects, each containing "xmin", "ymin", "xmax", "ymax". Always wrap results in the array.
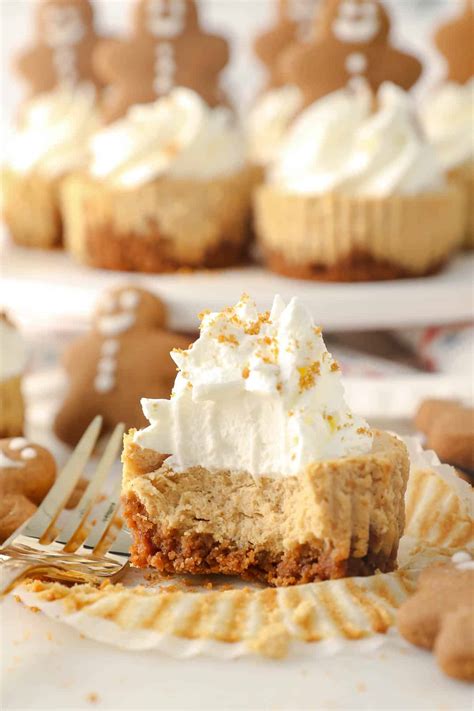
[{"xmin": 15, "ymin": 437, "xmax": 473, "ymax": 659}]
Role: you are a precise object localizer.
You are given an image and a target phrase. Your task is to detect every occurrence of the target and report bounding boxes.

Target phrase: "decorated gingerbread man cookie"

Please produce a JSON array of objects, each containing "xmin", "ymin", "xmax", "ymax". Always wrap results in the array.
[
  {"xmin": 435, "ymin": 0, "xmax": 474, "ymax": 85},
  {"xmin": 54, "ymin": 286, "xmax": 190, "ymax": 446},
  {"xmin": 254, "ymin": 0, "xmax": 321, "ymax": 88},
  {"xmin": 93, "ymin": 0, "xmax": 229, "ymax": 123},
  {"xmin": 0, "ymin": 437, "xmax": 56, "ymax": 542},
  {"xmin": 278, "ymin": 0, "xmax": 422, "ymax": 107},
  {"xmin": 398, "ymin": 553, "xmax": 474, "ymax": 681},
  {"xmin": 15, "ymin": 0, "xmax": 101, "ymax": 99}
]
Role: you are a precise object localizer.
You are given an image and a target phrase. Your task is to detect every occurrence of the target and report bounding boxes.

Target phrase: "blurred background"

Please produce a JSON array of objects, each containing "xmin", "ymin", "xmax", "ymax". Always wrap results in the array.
[{"xmin": 1, "ymin": 0, "xmax": 473, "ymax": 458}]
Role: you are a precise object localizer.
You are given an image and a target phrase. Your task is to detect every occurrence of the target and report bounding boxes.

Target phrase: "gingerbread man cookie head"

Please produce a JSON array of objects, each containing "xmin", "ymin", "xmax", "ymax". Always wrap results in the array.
[
  {"xmin": 254, "ymin": 0, "xmax": 320, "ymax": 88},
  {"xmin": 15, "ymin": 0, "xmax": 100, "ymax": 97},
  {"xmin": 320, "ymin": 0, "xmax": 390, "ymax": 45},
  {"xmin": 93, "ymin": 286, "xmax": 167, "ymax": 339},
  {"xmin": 435, "ymin": 0, "xmax": 474, "ymax": 85},
  {"xmin": 278, "ymin": 0, "xmax": 422, "ymax": 107},
  {"xmin": 134, "ymin": 0, "xmax": 198, "ymax": 38}
]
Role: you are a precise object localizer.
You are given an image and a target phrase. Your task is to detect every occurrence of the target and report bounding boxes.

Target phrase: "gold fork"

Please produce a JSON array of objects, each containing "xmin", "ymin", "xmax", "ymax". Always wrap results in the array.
[{"xmin": 0, "ymin": 416, "xmax": 130, "ymax": 595}]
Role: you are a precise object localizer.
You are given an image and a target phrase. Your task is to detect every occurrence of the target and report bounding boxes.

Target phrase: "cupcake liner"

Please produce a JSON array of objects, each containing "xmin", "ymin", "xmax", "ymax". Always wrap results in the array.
[
  {"xmin": 448, "ymin": 160, "xmax": 474, "ymax": 249},
  {"xmin": 2, "ymin": 169, "xmax": 62, "ymax": 249},
  {"xmin": 0, "ymin": 375, "xmax": 25, "ymax": 438},
  {"xmin": 254, "ymin": 185, "xmax": 465, "ymax": 278},
  {"xmin": 61, "ymin": 167, "xmax": 260, "ymax": 272},
  {"xmin": 15, "ymin": 437, "xmax": 473, "ymax": 658}
]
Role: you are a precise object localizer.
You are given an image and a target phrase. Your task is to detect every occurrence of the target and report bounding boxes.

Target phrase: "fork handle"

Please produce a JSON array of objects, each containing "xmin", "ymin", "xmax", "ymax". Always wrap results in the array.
[{"xmin": 0, "ymin": 557, "xmax": 48, "ymax": 596}]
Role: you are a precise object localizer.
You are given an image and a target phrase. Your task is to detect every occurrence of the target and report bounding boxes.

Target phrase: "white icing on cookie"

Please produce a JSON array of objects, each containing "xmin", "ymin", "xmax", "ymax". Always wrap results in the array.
[
  {"xmin": 147, "ymin": 0, "xmax": 186, "ymax": 39},
  {"xmin": 94, "ymin": 372, "xmax": 115, "ymax": 394},
  {"xmin": 97, "ymin": 356, "xmax": 117, "ymax": 375},
  {"xmin": 332, "ymin": 0, "xmax": 379, "ymax": 44},
  {"xmin": 9, "ymin": 437, "xmax": 28, "ymax": 451},
  {"xmin": 101, "ymin": 339, "xmax": 120, "ymax": 356},
  {"xmin": 119, "ymin": 290, "xmax": 141, "ymax": 310},
  {"xmin": 345, "ymin": 51, "xmax": 368, "ymax": 74},
  {"xmin": 452, "ymin": 551, "xmax": 472, "ymax": 564},
  {"xmin": 0, "ymin": 451, "xmax": 25, "ymax": 469},
  {"xmin": 457, "ymin": 561, "xmax": 474, "ymax": 571},
  {"xmin": 21, "ymin": 447, "xmax": 37, "ymax": 460},
  {"xmin": 43, "ymin": 5, "xmax": 85, "ymax": 86},
  {"xmin": 154, "ymin": 42, "xmax": 176, "ymax": 94},
  {"xmin": 98, "ymin": 312, "xmax": 136, "ymax": 336}
]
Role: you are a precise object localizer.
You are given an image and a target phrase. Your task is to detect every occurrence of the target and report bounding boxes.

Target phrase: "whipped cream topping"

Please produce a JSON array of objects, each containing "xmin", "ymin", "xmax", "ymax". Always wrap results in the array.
[
  {"xmin": 419, "ymin": 79, "xmax": 474, "ymax": 172},
  {"xmin": 7, "ymin": 85, "xmax": 100, "ymax": 178},
  {"xmin": 90, "ymin": 88, "xmax": 245, "ymax": 188},
  {"xmin": 135, "ymin": 295, "xmax": 372, "ymax": 477},
  {"xmin": 0, "ymin": 320, "xmax": 27, "ymax": 382},
  {"xmin": 271, "ymin": 82, "xmax": 445, "ymax": 197},
  {"xmin": 246, "ymin": 85, "xmax": 303, "ymax": 167}
]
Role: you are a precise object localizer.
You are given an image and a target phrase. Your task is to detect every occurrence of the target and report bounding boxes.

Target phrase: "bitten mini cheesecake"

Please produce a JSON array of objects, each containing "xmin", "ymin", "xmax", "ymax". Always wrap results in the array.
[
  {"xmin": 255, "ymin": 82, "xmax": 464, "ymax": 281},
  {"xmin": 420, "ymin": 80, "xmax": 474, "ymax": 249},
  {"xmin": 122, "ymin": 295, "xmax": 409, "ymax": 586},
  {"xmin": 62, "ymin": 88, "xmax": 259, "ymax": 273},
  {"xmin": 2, "ymin": 87, "xmax": 99, "ymax": 249}
]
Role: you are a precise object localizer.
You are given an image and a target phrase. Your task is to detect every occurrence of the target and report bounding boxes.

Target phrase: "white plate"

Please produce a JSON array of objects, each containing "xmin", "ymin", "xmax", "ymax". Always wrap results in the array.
[{"xmin": 2, "ymin": 237, "xmax": 474, "ymax": 333}]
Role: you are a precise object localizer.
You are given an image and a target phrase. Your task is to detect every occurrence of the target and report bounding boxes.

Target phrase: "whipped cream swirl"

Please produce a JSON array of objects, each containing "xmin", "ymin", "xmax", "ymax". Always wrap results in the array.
[
  {"xmin": 246, "ymin": 85, "xmax": 303, "ymax": 166},
  {"xmin": 419, "ymin": 79, "xmax": 474, "ymax": 172},
  {"xmin": 7, "ymin": 85, "xmax": 99, "ymax": 178},
  {"xmin": 271, "ymin": 82, "xmax": 445, "ymax": 196},
  {"xmin": 90, "ymin": 88, "xmax": 245, "ymax": 188},
  {"xmin": 0, "ymin": 320, "xmax": 27, "ymax": 382},
  {"xmin": 135, "ymin": 295, "xmax": 372, "ymax": 477}
]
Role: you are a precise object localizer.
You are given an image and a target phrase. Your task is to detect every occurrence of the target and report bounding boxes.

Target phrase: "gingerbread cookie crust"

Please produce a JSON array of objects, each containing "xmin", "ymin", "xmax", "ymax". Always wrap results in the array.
[
  {"xmin": 123, "ymin": 493, "xmax": 397, "ymax": 586},
  {"xmin": 263, "ymin": 249, "xmax": 445, "ymax": 282}
]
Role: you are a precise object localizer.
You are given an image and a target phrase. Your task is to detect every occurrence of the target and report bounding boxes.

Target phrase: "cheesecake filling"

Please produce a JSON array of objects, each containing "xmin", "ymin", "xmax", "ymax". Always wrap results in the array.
[{"xmin": 134, "ymin": 294, "xmax": 372, "ymax": 477}]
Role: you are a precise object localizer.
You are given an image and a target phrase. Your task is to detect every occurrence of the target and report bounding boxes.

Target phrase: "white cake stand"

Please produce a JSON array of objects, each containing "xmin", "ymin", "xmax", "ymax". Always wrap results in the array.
[{"xmin": 2, "ymin": 236, "xmax": 473, "ymax": 333}]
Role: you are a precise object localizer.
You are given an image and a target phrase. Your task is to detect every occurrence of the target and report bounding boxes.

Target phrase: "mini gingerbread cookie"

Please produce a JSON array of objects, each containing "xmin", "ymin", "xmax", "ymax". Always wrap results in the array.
[
  {"xmin": 15, "ymin": 0, "xmax": 102, "ymax": 99},
  {"xmin": 277, "ymin": 0, "xmax": 422, "ymax": 107},
  {"xmin": 54, "ymin": 286, "xmax": 190, "ymax": 446},
  {"xmin": 414, "ymin": 398, "xmax": 474, "ymax": 473},
  {"xmin": 93, "ymin": 0, "xmax": 230, "ymax": 123},
  {"xmin": 435, "ymin": 0, "xmax": 474, "ymax": 85},
  {"xmin": 398, "ymin": 553, "xmax": 474, "ymax": 681},
  {"xmin": 254, "ymin": 0, "xmax": 320, "ymax": 88},
  {"xmin": 0, "ymin": 437, "xmax": 56, "ymax": 542}
]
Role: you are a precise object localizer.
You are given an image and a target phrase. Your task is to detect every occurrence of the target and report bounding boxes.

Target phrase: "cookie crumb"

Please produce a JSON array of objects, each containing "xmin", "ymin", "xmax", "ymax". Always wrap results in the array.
[
  {"xmin": 86, "ymin": 692, "xmax": 99, "ymax": 704},
  {"xmin": 247, "ymin": 624, "xmax": 290, "ymax": 659}
]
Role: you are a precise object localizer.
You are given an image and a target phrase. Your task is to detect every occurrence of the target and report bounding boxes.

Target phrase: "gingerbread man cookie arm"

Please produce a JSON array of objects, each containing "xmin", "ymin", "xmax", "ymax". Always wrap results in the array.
[
  {"xmin": 93, "ymin": 39, "xmax": 144, "ymax": 86},
  {"xmin": 435, "ymin": 609, "xmax": 474, "ymax": 681},
  {"xmin": 278, "ymin": 40, "xmax": 338, "ymax": 105},
  {"xmin": 377, "ymin": 46, "xmax": 422, "ymax": 92},
  {"xmin": 254, "ymin": 24, "xmax": 296, "ymax": 71},
  {"xmin": 14, "ymin": 46, "xmax": 55, "ymax": 95}
]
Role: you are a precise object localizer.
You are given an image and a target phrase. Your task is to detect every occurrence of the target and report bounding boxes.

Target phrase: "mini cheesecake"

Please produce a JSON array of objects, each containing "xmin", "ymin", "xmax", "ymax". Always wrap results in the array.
[{"xmin": 122, "ymin": 295, "xmax": 409, "ymax": 586}]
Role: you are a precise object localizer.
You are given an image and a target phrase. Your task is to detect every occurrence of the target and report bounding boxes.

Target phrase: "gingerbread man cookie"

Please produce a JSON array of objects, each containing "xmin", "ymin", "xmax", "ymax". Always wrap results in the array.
[
  {"xmin": 0, "ymin": 437, "xmax": 56, "ymax": 542},
  {"xmin": 93, "ymin": 0, "xmax": 229, "ymax": 123},
  {"xmin": 414, "ymin": 398, "xmax": 474, "ymax": 474},
  {"xmin": 398, "ymin": 553, "xmax": 474, "ymax": 681},
  {"xmin": 53, "ymin": 286, "xmax": 190, "ymax": 446},
  {"xmin": 435, "ymin": 0, "xmax": 474, "ymax": 85},
  {"xmin": 254, "ymin": 0, "xmax": 320, "ymax": 88},
  {"xmin": 278, "ymin": 0, "xmax": 422, "ymax": 107},
  {"xmin": 15, "ymin": 0, "xmax": 101, "ymax": 99}
]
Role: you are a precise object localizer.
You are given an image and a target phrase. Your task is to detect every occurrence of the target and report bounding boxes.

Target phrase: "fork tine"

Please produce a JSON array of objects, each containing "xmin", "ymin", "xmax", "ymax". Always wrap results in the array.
[
  {"xmin": 79, "ymin": 477, "xmax": 123, "ymax": 554},
  {"xmin": 20, "ymin": 416, "xmax": 103, "ymax": 541},
  {"xmin": 56, "ymin": 423, "xmax": 125, "ymax": 550}
]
